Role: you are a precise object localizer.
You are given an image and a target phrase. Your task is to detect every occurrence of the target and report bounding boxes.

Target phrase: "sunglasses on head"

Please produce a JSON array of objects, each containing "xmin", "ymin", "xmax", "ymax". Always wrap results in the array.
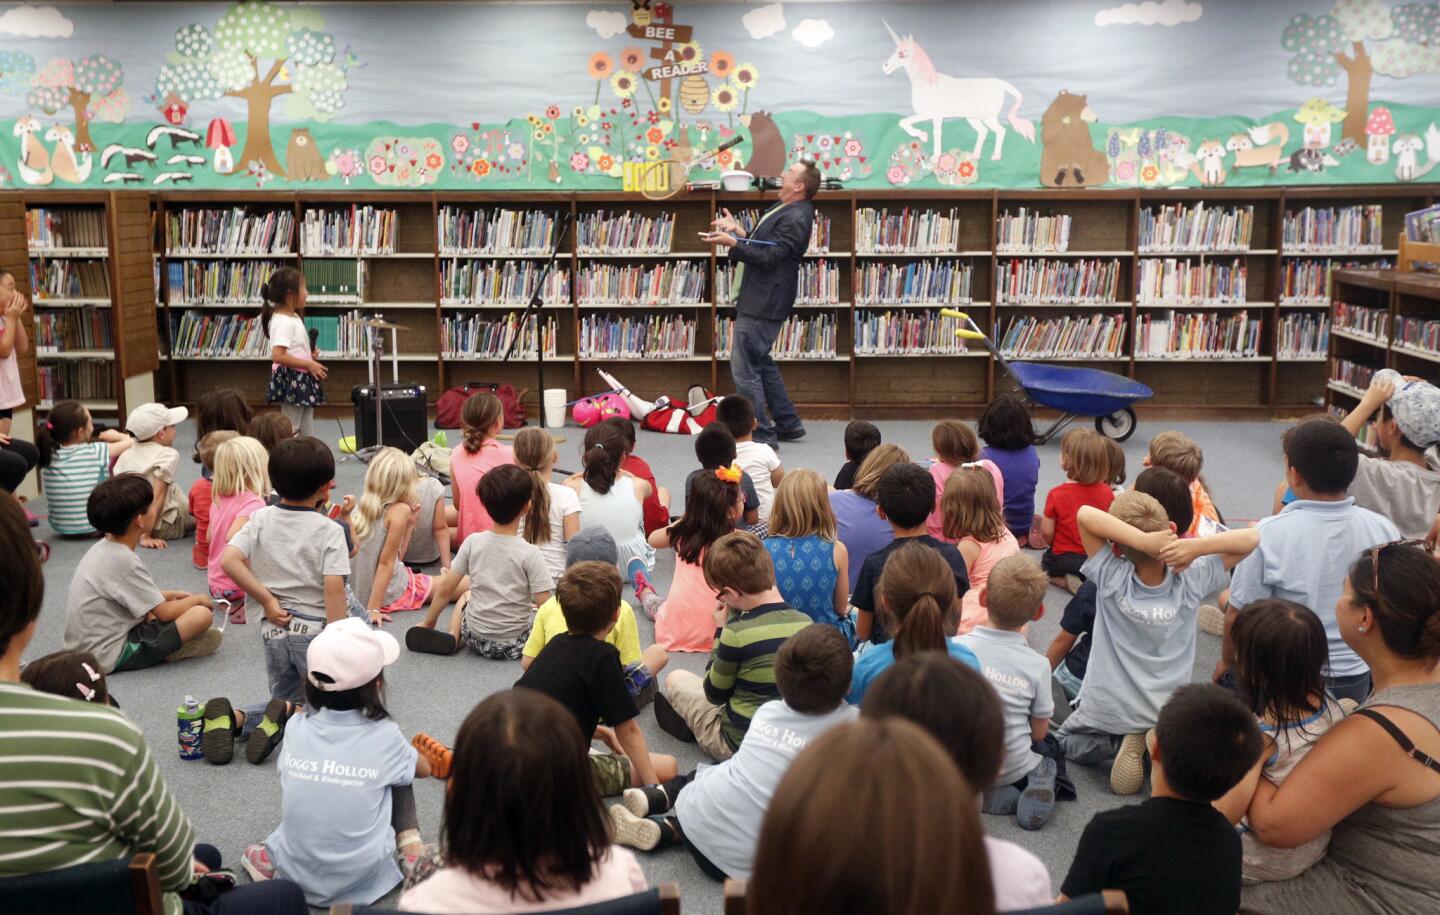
[{"xmin": 1368, "ymin": 539, "xmax": 1428, "ymax": 595}]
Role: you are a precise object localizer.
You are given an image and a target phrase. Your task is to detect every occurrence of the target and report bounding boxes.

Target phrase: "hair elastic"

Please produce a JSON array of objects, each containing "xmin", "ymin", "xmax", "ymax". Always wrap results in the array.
[{"xmin": 715, "ymin": 463, "xmax": 742, "ymax": 484}]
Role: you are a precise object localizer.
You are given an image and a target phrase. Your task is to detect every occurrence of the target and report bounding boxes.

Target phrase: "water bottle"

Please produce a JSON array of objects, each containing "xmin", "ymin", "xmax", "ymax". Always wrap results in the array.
[{"xmin": 177, "ymin": 696, "xmax": 204, "ymax": 760}]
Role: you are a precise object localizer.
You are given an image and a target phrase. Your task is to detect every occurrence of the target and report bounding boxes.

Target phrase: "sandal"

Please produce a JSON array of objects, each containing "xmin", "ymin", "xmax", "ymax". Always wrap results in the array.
[
  {"xmin": 411, "ymin": 733, "xmax": 453, "ymax": 779},
  {"xmin": 245, "ymin": 699, "xmax": 292, "ymax": 765},
  {"xmin": 406, "ymin": 626, "xmax": 459, "ymax": 655},
  {"xmin": 201, "ymin": 697, "xmax": 236, "ymax": 765}
]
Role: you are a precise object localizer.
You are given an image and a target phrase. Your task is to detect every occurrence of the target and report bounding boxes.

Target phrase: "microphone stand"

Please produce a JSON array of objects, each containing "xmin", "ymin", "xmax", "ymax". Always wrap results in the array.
[{"xmin": 503, "ymin": 208, "xmax": 572, "ymax": 428}]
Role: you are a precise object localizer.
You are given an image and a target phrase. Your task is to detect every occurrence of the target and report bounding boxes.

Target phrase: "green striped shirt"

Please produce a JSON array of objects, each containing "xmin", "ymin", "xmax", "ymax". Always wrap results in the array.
[
  {"xmin": 40, "ymin": 442, "xmax": 110, "ymax": 536},
  {"xmin": 704, "ymin": 602, "xmax": 812, "ymax": 750},
  {"xmin": 0, "ymin": 682, "xmax": 195, "ymax": 915}
]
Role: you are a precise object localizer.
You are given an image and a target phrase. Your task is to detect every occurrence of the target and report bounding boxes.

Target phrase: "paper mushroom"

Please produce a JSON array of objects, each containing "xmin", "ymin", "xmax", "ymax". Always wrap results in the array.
[
  {"xmin": 1365, "ymin": 107, "xmax": 1396, "ymax": 165},
  {"xmin": 1294, "ymin": 97, "xmax": 1345, "ymax": 150},
  {"xmin": 207, "ymin": 118, "xmax": 236, "ymax": 173},
  {"xmin": 161, "ymin": 93, "xmax": 188, "ymax": 127}
]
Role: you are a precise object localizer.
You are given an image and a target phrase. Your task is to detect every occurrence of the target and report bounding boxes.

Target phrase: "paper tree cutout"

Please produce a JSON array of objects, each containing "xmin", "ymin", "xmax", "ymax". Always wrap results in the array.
[
  {"xmin": 0, "ymin": 51, "xmax": 36, "ymax": 98},
  {"xmin": 25, "ymin": 55, "xmax": 128, "ymax": 153},
  {"xmin": 154, "ymin": 1, "xmax": 352, "ymax": 177},
  {"xmin": 1283, "ymin": 1, "xmax": 1440, "ymax": 145}
]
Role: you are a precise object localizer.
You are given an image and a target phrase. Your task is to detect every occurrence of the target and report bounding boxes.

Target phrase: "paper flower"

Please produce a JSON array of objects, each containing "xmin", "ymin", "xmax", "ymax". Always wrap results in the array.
[
  {"xmin": 451, "ymin": 134, "xmax": 470, "ymax": 155},
  {"xmin": 710, "ymin": 51, "xmax": 735, "ymax": 78},
  {"xmin": 732, "ymin": 62, "xmax": 760, "ymax": 89},
  {"xmin": 611, "ymin": 71, "xmax": 638, "ymax": 99},
  {"xmin": 712, "ymin": 82, "xmax": 739, "ymax": 112},
  {"xmin": 588, "ymin": 52, "xmax": 615, "ymax": 80},
  {"xmin": 619, "ymin": 46, "xmax": 646, "ymax": 72}
]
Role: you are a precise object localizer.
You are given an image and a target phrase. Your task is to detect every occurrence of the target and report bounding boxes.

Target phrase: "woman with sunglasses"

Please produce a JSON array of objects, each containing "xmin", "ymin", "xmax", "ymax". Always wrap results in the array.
[{"xmin": 1237, "ymin": 540, "xmax": 1440, "ymax": 914}]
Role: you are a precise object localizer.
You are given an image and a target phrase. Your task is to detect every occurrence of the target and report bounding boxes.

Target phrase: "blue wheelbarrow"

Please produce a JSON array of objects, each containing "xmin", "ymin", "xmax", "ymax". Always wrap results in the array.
[{"xmin": 941, "ymin": 309, "xmax": 1153, "ymax": 443}]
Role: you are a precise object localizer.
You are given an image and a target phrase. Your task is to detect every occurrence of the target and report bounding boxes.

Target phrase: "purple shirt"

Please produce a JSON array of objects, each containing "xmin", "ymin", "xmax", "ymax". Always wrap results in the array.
[
  {"xmin": 829, "ymin": 489, "xmax": 894, "ymax": 592},
  {"xmin": 982, "ymin": 444, "xmax": 1041, "ymax": 536}
]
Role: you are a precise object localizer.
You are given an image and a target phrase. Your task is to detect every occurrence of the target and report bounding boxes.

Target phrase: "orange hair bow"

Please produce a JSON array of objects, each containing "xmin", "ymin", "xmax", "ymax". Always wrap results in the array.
[{"xmin": 715, "ymin": 463, "xmax": 742, "ymax": 484}]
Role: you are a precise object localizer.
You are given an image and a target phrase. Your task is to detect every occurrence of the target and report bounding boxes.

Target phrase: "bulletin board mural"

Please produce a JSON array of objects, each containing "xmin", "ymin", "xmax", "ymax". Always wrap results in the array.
[{"xmin": 0, "ymin": 0, "xmax": 1438, "ymax": 193}]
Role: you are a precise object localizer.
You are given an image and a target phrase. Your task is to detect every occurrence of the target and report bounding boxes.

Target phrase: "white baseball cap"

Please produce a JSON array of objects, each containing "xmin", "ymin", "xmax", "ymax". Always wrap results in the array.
[
  {"xmin": 305, "ymin": 618, "xmax": 400, "ymax": 692},
  {"xmin": 125, "ymin": 403, "xmax": 188, "ymax": 440}
]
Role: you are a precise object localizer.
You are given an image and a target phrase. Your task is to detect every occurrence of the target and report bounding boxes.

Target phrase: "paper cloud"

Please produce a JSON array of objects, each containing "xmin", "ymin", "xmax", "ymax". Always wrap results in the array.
[
  {"xmin": 0, "ymin": 4, "xmax": 74, "ymax": 38},
  {"xmin": 1095, "ymin": 0, "xmax": 1202, "ymax": 27},
  {"xmin": 743, "ymin": 3, "xmax": 786, "ymax": 40},
  {"xmin": 792, "ymin": 18, "xmax": 835, "ymax": 48},
  {"xmin": 586, "ymin": 9, "xmax": 628, "ymax": 39}
]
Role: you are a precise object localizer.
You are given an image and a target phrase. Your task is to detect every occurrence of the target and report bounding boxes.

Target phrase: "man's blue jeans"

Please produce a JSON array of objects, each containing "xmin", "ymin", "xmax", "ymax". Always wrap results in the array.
[{"xmin": 731, "ymin": 314, "xmax": 803, "ymax": 445}]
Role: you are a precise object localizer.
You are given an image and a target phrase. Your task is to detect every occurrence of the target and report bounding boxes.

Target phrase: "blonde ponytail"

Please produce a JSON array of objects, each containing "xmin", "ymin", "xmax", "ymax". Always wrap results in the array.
[{"xmin": 351, "ymin": 447, "xmax": 416, "ymax": 544}]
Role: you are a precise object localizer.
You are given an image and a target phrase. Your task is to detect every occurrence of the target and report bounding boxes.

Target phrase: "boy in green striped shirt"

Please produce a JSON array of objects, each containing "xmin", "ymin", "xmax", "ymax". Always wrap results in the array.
[{"xmin": 655, "ymin": 531, "xmax": 810, "ymax": 761}]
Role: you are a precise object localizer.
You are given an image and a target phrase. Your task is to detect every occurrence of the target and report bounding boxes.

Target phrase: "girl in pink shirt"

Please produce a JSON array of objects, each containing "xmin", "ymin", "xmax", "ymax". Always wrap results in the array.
[
  {"xmin": 925, "ymin": 420, "xmax": 1003, "ymax": 543},
  {"xmin": 450, "ymin": 393, "xmax": 514, "ymax": 545},
  {"xmin": 207, "ymin": 436, "xmax": 272, "ymax": 624},
  {"xmin": 651, "ymin": 470, "xmax": 744, "ymax": 652},
  {"xmin": 943, "ymin": 466, "xmax": 1020, "ymax": 635}
]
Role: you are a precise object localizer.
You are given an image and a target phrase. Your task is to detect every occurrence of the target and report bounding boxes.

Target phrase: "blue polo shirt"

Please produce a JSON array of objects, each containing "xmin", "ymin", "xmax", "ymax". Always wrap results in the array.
[
  {"xmin": 848, "ymin": 639, "xmax": 980, "ymax": 705},
  {"xmin": 1229, "ymin": 498, "xmax": 1398, "ymax": 678}
]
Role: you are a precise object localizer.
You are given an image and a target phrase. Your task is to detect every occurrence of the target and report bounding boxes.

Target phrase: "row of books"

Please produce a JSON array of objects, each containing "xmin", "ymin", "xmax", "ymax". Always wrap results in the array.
[
  {"xmin": 438, "ymin": 207, "xmax": 558, "ymax": 255},
  {"xmin": 30, "ymin": 260, "xmax": 110, "ymax": 299},
  {"xmin": 1277, "ymin": 312, "xmax": 1329, "ymax": 358},
  {"xmin": 855, "ymin": 207, "xmax": 961, "ymax": 253},
  {"xmin": 300, "ymin": 258, "xmax": 361, "ymax": 301},
  {"xmin": 1139, "ymin": 203, "xmax": 1254, "ymax": 252},
  {"xmin": 301, "ymin": 206, "xmax": 398, "ymax": 256},
  {"xmin": 575, "ymin": 210, "xmax": 675, "ymax": 254},
  {"xmin": 169, "ymin": 311, "xmax": 374, "ymax": 358},
  {"xmin": 855, "ymin": 260, "xmax": 972, "ymax": 305},
  {"xmin": 716, "ymin": 261, "xmax": 841, "ymax": 306},
  {"xmin": 440, "ymin": 260, "xmax": 570, "ymax": 306},
  {"xmin": 442, "ymin": 313, "xmax": 559, "ymax": 359},
  {"xmin": 1394, "ymin": 316, "xmax": 1440, "ymax": 354},
  {"xmin": 996, "ymin": 208, "xmax": 1070, "ymax": 253},
  {"xmin": 1333, "ymin": 302, "xmax": 1389, "ymax": 340},
  {"xmin": 576, "ymin": 262, "xmax": 706, "ymax": 305},
  {"xmin": 579, "ymin": 314, "xmax": 697, "ymax": 358},
  {"xmin": 1279, "ymin": 258, "xmax": 1391, "ymax": 304},
  {"xmin": 998, "ymin": 258, "xmax": 1119, "ymax": 305},
  {"xmin": 998, "ymin": 314, "xmax": 1128, "ymax": 359},
  {"xmin": 1282, "ymin": 205, "xmax": 1384, "ymax": 252},
  {"xmin": 1331, "ymin": 357, "xmax": 1376, "ymax": 391},
  {"xmin": 166, "ymin": 260, "xmax": 286, "ymax": 305},
  {"xmin": 38, "ymin": 361, "xmax": 113, "ymax": 404},
  {"xmin": 34, "ymin": 311, "xmax": 112, "ymax": 353},
  {"xmin": 27, "ymin": 208, "xmax": 107, "ymax": 249},
  {"xmin": 1136, "ymin": 258, "xmax": 1246, "ymax": 305},
  {"xmin": 722, "ymin": 209, "xmax": 832, "ymax": 253},
  {"xmin": 1134, "ymin": 310, "xmax": 1261, "ymax": 359},
  {"xmin": 167, "ymin": 208, "xmax": 295, "ymax": 255},
  {"xmin": 854, "ymin": 309, "xmax": 969, "ymax": 355},
  {"xmin": 715, "ymin": 314, "xmax": 838, "ymax": 359}
]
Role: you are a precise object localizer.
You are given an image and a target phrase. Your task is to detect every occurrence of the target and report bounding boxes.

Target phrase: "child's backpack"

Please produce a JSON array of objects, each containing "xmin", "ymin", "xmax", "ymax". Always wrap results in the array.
[{"xmin": 436, "ymin": 382, "xmax": 527, "ymax": 429}]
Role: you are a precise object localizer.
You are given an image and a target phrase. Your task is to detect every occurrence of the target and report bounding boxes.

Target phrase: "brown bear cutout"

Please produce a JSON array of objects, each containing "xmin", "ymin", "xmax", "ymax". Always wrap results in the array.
[
  {"xmin": 285, "ymin": 128, "xmax": 329, "ymax": 182},
  {"xmin": 1040, "ymin": 91, "xmax": 1109, "ymax": 188},
  {"xmin": 740, "ymin": 111, "xmax": 786, "ymax": 179}
]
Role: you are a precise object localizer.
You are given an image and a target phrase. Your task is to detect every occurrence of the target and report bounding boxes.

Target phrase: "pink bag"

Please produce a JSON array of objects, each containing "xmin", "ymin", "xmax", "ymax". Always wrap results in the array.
[{"xmin": 573, "ymin": 392, "xmax": 630, "ymax": 428}]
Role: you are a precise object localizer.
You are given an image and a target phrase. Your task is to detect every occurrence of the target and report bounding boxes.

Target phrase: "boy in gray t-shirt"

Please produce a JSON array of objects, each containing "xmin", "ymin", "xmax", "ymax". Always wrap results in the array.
[
  {"xmin": 409, "ymin": 465, "xmax": 552, "ymax": 660},
  {"xmin": 1339, "ymin": 369, "xmax": 1440, "ymax": 541},
  {"xmin": 959, "ymin": 554, "xmax": 1056, "ymax": 831},
  {"xmin": 222, "ymin": 437, "xmax": 350, "ymax": 701},
  {"xmin": 1057, "ymin": 492, "xmax": 1258, "ymax": 797}
]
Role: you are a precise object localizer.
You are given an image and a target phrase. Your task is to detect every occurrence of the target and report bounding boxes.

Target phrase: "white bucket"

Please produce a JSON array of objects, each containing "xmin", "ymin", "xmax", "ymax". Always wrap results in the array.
[{"xmin": 543, "ymin": 388, "xmax": 568, "ymax": 428}]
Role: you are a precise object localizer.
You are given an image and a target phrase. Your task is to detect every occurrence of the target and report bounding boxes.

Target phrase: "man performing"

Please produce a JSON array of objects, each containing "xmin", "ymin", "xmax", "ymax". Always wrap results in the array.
[{"xmin": 700, "ymin": 160, "xmax": 820, "ymax": 448}]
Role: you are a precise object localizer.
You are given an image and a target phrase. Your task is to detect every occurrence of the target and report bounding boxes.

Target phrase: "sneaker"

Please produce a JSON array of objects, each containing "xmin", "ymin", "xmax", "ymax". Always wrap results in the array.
[
  {"xmin": 25, "ymin": 507, "xmax": 41, "ymax": 527},
  {"xmin": 980, "ymin": 784, "xmax": 1021, "ymax": 816},
  {"xmin": 622, "ymin": 785, "xmax": 671, "ymax": 818},
  {"xmin": 1111, "ymin": 731, "xmax": 1149, "ymax": 796},
  {"xmin": 167, "ymin": 629, "xmax": 222, "ymax": 663},
  {"xmin": 412, "ymin": 733, "xmax": 453, "ymax": 779},
  {"xmin": 241, "ymin": 844, "xmax": 274, "ymax": 882},
  {"xmin": 638, "ymin": 587, "xmax": 663, "ymax": 622},
  {"xmin": 652, "ymin": 692, "xmax": 696, "ymax": 743},
  {"xmin": 245, "ymin": 699, "xmax": 291, "ymax": 765},
  {"xmin": 608, "ymin": 804, "xmax": 661, "ymax": 851},
  {"xmin": 1017, "ymin": 757, "xmax": 1057, "ymax": 830},
  {"xmin": 1198, "ymin": 604, "xmax": 1226, "ymax": 637},
  {"xmin": 200, "ymin": 696, "xmax": 236, "ymax": 766}
]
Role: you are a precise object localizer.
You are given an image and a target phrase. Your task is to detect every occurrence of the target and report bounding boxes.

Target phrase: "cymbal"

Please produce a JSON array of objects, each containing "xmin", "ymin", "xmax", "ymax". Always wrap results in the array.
[{"xmin": 358, "ymin": 318, "xmax": 405, "ymax": 330}]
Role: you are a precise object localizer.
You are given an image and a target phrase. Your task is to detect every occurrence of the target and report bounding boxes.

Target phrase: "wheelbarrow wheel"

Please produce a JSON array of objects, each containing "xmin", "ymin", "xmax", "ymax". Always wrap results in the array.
[{"xmin": 1095, "ymin": 408, "xmax": 1138, "ymax": 442}]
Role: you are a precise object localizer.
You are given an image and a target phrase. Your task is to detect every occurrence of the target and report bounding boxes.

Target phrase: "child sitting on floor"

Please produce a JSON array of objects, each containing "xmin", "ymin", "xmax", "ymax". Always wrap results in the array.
[
  {"xmin": 1145, "ymin": 430, "xmax": 1220, "ymax": 535},
  {"xmin": 250, "ymin": 412, "xmax": 294, "ymax": 454},
  {"xmin": 960, "ymin": 554, "xmax": 1056, "ymax": 831},
  {"xmin": 834, "ymin": 420, "xmax": 881, "ymax": 491},
  {"xmin": 1061, "ymin": 685, "xmax": 1261, "ymax": 915},
  {"xmin": 409, "ymin": 464, "xmax": 550, "ymax": 659},
  {"xmin": 607, "ymin": 624, "xmax": 857, "ymax": 880},
  {"xmin": 63, "ymin": 473, "xmax": 218, "ymax": 673},
  {"xmin": 943, "ymin": 465, "xmax": 1020, "ymax": 635},
  {"xmin": 604, "ymin": 417, "xmax": 670, "ymax": 536},
  {"xmin": 1339, "ymin": 368, "xmax": 1440, "ymax": 541},
  {"xmin": 403, "ymin": 470, "xmax": 453, "ymax": 571},
  {"xmin": 686, "ymin": 422, "xmax": 761, "ymax": 528},
  {"xmin": 36, "ymin": 400, "xmax": 135, "ymax": 537},
  {"xmin": 243, "ymin": 618, "xmax": 431, "ymax": 906},
  {"xmin": 1056, "ymin": 492, "xmax": 1258, "ymax": 796},
  {"xmin": 451, "ymin": 392, "xmax": 515, "ymax": 544},
  {"xmin": 763, "ymin": 469, "xmax": 853, "ymax": 645},
  {"xmin": 350, "ymin": 448, "xmax": 433, "ymax": 623},
  {"xmin": 1040, "ymin": 429, "xmax": 1114, "ymax": 588},
  {"xmin": 652, "ymin": 469, "xmax": 745, "ymax": 651},
  {"xmin": 1103, "ymin": 437, "xmax": 1127, "ymax": 496},
  {"xmin": 513, "ymin": 426, "xmax": 580, "ymax": 584},
  {"xmin": 22, "ymin": 648, "xmax": 113, "ymax": 706},
  {"xmin": 207, "ymin": 436, "xmax": 272, "ymax": 625},
  {"xmin": 925, "ymin": 419, "xmax": 1003, "ymax": 543},
  {"xmin": 516, "ymin": 561, "xmax": 677, "ymax": 794},
  {"xmin": 718, "ymin": 395, "xmax": 783, "ymax": 524},
  {"xmin": 978, "ymin": 393, "xmax": 1041, "ymax": 545},
  {"xmin": 114, "ymin": 402, "xmax": 195, "ymax": 546},
  {"xmin": 654, "ymin": 531, "xmax": 811, "ymax": 762},
  {"xmin": 190, "ymin": 430, "xmax": 239, "ymax": 569}
]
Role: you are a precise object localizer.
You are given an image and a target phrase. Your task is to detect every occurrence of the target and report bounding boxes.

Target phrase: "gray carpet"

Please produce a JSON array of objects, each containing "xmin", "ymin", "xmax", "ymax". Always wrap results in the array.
[{"xmin": 21, "ymin": 415, "xmax": 1289, "ymax": 913}]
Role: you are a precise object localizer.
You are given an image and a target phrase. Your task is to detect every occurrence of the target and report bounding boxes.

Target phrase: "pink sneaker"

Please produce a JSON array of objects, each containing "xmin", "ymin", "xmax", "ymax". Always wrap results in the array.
[{"xmin": 241, "ymin": 844, "xmax": 274, "ymax": 881}]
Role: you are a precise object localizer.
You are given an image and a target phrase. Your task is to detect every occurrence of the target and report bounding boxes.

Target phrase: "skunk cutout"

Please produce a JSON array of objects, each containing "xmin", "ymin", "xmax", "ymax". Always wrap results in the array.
[
  {"xmin": 102, "ymin": 172, "xmax": 144, "ymax": 185},
  {"xmin": 167, "ymin": 153, "xmax": 205, "ymax": 167},
  {"xmin": 147, "ymin": 124, "xmax": 201, "ymax": 150},
  {"xmin": 100, "ymin": 144, "xmax": 157, "ymax": 169},
  {"xmin": 152, "ymin": 172, "xmax": 195, "ymax": 185}
]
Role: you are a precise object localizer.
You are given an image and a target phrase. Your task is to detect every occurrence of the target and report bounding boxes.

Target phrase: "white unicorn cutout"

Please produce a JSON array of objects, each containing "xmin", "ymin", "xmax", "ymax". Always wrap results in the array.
[{"xmin": 881, "ymin": 21, "xmax": 1035, "ymax": 161}]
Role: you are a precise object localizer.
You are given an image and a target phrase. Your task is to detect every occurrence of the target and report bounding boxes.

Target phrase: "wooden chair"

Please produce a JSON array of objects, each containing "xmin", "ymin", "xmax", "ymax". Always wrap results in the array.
[
  {"xmin": 331, "ymin": 881, "xmax": 681, "ymax": 915},
  {"xmin": 0, "ymin": 852, "xmax": 162, "ymax": 915}
]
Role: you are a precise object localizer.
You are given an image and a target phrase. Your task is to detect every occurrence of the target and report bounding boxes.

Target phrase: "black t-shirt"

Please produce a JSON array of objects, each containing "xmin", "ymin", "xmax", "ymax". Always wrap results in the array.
[
  {"xmin": 515, "ymin": 633, "xmax": 638, "ymax": 740},
  {"xmin": 851, "ymin": 535, "xmax": 969, "ymax": 644},
  {"xmin": 1061, "ymin": 797, "xmax": 1241, "ymax": 915},
  {"xmin": 1059, "ymin": 581, "xmax": 1097, "ymax": 678},
  {"xmin": 833, "ymin": 460, "xmax": 859, "ymax": 491}
]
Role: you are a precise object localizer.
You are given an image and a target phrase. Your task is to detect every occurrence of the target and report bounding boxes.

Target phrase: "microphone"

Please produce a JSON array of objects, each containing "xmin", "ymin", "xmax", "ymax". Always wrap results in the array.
[
  {"xmin": 713, "ymin": 134, "xmax": 745, "ymax": 154},
  {"xmin": 308, "ymin": 327, "xmax": 320, "ymax": 355}
]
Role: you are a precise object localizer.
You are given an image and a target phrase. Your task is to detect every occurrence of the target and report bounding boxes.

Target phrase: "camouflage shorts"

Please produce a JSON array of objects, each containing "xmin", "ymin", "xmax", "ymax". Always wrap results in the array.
[{"xmin": 589, "ymin": 752, "xmax": 632, "ymax": 797}]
